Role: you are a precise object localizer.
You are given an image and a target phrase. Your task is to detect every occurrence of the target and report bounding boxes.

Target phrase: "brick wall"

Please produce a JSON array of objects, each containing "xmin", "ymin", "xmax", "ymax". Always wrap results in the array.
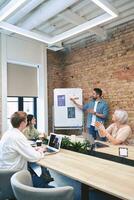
[
  {"xmin": 47, "ymin": 51, "xmax": 64, "ymax": 132},
  {"xmin": 47, "ymin": 20, "xmax": 134, "ymax": 134}
]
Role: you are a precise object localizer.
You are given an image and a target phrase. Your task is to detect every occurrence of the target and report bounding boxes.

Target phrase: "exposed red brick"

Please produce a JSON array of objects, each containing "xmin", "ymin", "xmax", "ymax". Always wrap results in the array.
[{"xmin": 47, "ymin": 21, "xmax": 134, "ymax": 134}]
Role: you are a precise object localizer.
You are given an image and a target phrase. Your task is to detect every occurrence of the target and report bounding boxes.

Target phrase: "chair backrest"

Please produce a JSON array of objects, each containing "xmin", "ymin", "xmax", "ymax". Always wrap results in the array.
[
  {"xmin": 0, "ymin": 169, "xmax": 18, "ymax": 200},
  {"xmin": 11, "ymin": 170, "xmax": 74, "ymax": 200}
]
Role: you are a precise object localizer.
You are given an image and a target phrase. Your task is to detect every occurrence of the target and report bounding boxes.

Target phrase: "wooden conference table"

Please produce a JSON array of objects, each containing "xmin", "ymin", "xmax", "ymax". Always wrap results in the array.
[
  {"xmin": 37, "ymin": 148, "xmax": 134, "ymax": 200},
  {"xmin": 71, "ymin": 136, "xmax": 134, "ymax": 165},
  {"xmin": 95, "ymin": 143, "xmax": 134, "ymax": 161},
  {"xmin": 75, "ymin": 136, "xmax": 134, "ymax": 161}
]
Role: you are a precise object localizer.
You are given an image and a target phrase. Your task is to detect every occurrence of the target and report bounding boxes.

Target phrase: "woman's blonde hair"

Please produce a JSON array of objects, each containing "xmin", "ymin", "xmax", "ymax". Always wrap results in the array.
[{"xmin": 114, "ymin": 109, "xmax": 128, "ymax": 124}]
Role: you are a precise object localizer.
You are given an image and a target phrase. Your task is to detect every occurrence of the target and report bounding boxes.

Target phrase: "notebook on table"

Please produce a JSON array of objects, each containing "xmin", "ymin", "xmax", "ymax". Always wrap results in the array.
[{"xmin": 44, "ymin": 133, "xmax": 62, "ymax": 155}]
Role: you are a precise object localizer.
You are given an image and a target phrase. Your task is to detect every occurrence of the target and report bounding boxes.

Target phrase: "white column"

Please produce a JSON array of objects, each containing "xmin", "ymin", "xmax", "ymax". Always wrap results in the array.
[
  {"xmin": 1, "ymin": 34, "xmax": 8, "ymax": 133},
  {"xmin": 37, "ymin": 46, "xmax": 48, "ymax": 134}
]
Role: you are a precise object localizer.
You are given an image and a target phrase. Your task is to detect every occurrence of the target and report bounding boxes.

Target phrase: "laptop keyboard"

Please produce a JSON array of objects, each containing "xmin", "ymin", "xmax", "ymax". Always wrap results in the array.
[{"xmin": 47, "ymin": 148, "xmax": 55, "ymax": 152}]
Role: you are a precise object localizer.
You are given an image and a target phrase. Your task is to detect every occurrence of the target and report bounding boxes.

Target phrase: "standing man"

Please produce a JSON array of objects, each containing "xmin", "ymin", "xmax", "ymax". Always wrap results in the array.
[{"xmin": 70, "ymin": 88, "xmax": 109, "ymax": 140}]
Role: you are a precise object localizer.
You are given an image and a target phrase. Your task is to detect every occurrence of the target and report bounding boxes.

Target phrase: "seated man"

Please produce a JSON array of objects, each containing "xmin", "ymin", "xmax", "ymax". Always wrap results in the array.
[{"xmin": 0, "ymin": 111, "xmax": 52, "ymax": 188}]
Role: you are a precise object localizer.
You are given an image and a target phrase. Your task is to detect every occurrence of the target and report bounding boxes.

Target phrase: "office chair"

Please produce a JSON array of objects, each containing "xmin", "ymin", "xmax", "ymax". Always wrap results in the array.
[
  {"xmin": 0, "ymin": 169, "xmax": 17, "ymax": 200},
  {"xmin": 11, "ymin": 170, "xmax": 74, "ymax": 200}
]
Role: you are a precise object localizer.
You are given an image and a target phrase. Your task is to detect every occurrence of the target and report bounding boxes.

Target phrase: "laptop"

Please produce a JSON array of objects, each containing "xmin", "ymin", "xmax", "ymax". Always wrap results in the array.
[{"xmin": 44, "ymin": 133, "xmax": 62, "ymax": 155}]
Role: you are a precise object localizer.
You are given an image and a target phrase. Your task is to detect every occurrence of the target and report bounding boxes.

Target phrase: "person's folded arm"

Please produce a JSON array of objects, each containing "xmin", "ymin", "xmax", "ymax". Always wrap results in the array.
[
  {"xmin": 95, "ymin": 112, "xmax": 106, "ymax": 118},
  {"xmin": 97, "ymin": 103, "xmax": 109, "ymax": 119},
  {"xmin": 88, "ymin": 103, "xmax": 109, "ymax": 119}
]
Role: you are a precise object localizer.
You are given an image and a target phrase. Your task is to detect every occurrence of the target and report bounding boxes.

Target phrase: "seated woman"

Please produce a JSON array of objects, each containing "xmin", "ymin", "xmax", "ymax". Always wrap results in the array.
[
  {"xmin": 95, "ymin": 109, "xmax": 132, "ymax": 145},
  {"xmin": 23, "ymin": 114, "xmax": 53, "ymax": 186},
  {"xmin": 23, "ymin": 114, "xmax": 45, "ymax": 140}
]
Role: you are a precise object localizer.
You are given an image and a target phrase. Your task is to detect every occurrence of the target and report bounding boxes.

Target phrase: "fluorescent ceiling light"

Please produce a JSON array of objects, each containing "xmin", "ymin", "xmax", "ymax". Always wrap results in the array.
[
  {"xmin": 0, "ymin": 13, "xmax": 113, "ymax": 44},
  {"xmin": 0, "ymin": 0, "xmax": 27, "ymax": 21},
  {"xmin": 51, "ymin": 13, "xmax": 113, "ymax": 43},
  {"xmin": 0, "ymin": 21, "xmax": 51, "ymax": 43},
  {"xmin": 0, "ymin": 0, "xmax": 118, "ymax": 45},
  {"xmin": 91, "ymin": 0, "xmax": 118, "ymax": 17}
]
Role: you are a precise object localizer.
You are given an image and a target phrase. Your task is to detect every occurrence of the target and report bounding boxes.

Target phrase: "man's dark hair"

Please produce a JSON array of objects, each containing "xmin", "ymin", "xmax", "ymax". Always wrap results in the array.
[
  {"xmin": 93, "ymin": 88, "xmax": 102, "ymax": 97},
  {"xmin": 11, "ymin": 111, "xmax": 27, "ymax": 128}
]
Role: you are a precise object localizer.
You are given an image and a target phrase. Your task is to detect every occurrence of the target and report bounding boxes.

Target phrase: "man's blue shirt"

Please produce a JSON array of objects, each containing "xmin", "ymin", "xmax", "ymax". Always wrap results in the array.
[{"xmin": 83, "ymin": 99, "xmax": 109, "ymax": 128}]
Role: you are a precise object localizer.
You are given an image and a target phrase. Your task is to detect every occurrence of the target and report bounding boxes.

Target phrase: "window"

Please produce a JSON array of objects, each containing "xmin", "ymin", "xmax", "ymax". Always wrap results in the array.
[
  {"xmin": 7, "ymin": 97, "xmax": 37, "ymax": 128},
  {"xmin": 23, "ymin": 98, "xmax": 34, "ymax": 114},
  {"xmin": 7, "ymin": 97, "xmax": 18, "ymax": 128}
]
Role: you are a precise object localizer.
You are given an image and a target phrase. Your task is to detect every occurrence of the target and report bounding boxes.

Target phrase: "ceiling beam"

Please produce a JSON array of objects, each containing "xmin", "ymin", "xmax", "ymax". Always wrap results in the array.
[
  {"xmin": 51, "ymin": 13, "xmax": 114, "ymax": 43},
  {"xmin": 20, "ymin": 0, "xmax": 79, "ymax": 30},
  {"xmin": 59, "ymin": 9, "xmax": 107, "ymax": 39},
  {"xmin": 102, "ymin": 4, "xmax": 134, "ymax": 28},
  {"xmin": 0, "ymin": 13, "xmax": 113, "ymax": 44},
  {"xmin": 7, "ymin": 0, "xmax": 45, "ymax": 24},
  {"xmin": 63, "ymin": 32, "xmax": 92, "ymax": 45},
  {"xmin": 0, "ymin": 0, "xmax": 118, "ymax": 45},
  {"xmin": 104, "ymin": 10, "xmax": 134, "ymax": 29},
  {"xmin": 0, "ymin": 0, "xmax": 27, "ymax": 21},
  {"xmin": 71, "ymin": 0, "xmax": 90, "ymax": 12}
]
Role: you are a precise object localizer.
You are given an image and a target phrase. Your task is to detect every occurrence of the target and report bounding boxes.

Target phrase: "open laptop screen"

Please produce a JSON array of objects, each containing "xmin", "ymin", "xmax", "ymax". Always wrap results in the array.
[{"xmin": 48, "ymin": 133, "xmax": 62, "ymax": 151}]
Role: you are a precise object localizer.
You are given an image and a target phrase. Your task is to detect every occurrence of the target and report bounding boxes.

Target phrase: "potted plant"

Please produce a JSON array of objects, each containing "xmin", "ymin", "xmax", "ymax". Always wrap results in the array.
[{"xmin": 61, "ymin": 136, "xmax": 92, "ymax": 155}]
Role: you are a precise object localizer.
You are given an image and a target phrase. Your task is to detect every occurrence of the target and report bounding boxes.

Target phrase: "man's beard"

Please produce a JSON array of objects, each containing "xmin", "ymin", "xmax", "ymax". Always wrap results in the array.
[{"xmin": 92, "ymin": 97, "xmax": 97, "ymax": 100}]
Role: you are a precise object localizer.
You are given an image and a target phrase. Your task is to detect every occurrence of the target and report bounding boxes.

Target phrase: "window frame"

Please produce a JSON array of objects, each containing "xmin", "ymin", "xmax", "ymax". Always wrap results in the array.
[{"xmin": 7, "ymin": 96, "xmax": 37, "ymax": 127}]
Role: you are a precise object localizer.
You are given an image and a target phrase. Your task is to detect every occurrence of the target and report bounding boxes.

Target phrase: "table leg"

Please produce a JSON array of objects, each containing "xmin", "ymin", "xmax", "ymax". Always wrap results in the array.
[{"xmin": 81, "ymin": 183, "xmax": 89, "ymax": 200}]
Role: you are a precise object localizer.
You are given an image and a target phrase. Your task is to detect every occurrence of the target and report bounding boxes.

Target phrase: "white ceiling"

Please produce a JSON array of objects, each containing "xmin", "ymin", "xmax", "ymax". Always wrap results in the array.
[{"xmin": 0, "ymin": 0, "xmax": 134, "ymax": 50}]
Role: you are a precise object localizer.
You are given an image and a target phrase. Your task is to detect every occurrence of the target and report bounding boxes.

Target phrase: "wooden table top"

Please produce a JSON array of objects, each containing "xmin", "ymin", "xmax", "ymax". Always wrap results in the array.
[
  {"xmin": 95, "ymin": 142, "xmax": 134, "ymax": 161},
  {"xmin": 38, "ymin": 149, "xmax": 134, "ymax": 200},
  {"xmin": 71, "ymin": 135, "xmax": 134, "ymax": 161}
]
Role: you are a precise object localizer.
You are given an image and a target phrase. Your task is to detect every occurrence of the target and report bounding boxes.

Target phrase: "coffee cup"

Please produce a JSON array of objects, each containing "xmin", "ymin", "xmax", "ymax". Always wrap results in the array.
[{"xmin": 36, "ymin": 140, "xmax": 42, "ymax": 146}]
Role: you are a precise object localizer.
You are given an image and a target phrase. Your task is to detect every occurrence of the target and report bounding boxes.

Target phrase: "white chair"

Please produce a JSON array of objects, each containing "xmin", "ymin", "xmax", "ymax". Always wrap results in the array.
[
  {"xmin": 11, "ymin": 170, "xmax": 74, "ymax": 200},
  {"xmin": 0, "ymin": 169, "xmax": 17, "ymax": 200}
]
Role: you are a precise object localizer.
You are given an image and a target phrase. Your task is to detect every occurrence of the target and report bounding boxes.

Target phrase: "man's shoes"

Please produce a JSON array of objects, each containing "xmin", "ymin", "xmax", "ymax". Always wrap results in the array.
[{"xmin": 41, "ymin": 174, "xmax": 54, "ymax": 183}]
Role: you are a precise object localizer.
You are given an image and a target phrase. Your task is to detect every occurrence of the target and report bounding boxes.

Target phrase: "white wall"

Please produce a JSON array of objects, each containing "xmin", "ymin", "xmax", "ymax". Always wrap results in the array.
[
  {"xmin": 0, "ymin": 34, "xmax": 7, "ymax": 134},
  {"xmin": 7, "ymin": 35, "xmax": 43, "ymax": 65},
  {"xmin": 0, "ymin": 34, "xmax": 1, "ymax": 97},
  {"xmin": 0, "ymin": 34, "xmax": 48, "ymax": 133}
]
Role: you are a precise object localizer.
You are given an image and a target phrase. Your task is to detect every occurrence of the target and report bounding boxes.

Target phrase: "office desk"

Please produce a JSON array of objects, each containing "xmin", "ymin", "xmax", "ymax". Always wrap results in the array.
[{"xmin": 38, "ymin": 149, "xmax": 134, "ymax": 200}]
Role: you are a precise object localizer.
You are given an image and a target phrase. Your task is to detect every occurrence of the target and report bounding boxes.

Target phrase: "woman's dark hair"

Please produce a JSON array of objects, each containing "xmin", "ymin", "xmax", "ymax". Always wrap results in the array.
[
  {"xmin": 27, "ymin": 114, "xmax": 34, "ymax": 126},
  {"xmin": 11, "ymin": 111, "xmax": 27, "ymax": 128},
  {"xmin": 94, "ymin": 88, "xmax": 102, "ymax": 97}
]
